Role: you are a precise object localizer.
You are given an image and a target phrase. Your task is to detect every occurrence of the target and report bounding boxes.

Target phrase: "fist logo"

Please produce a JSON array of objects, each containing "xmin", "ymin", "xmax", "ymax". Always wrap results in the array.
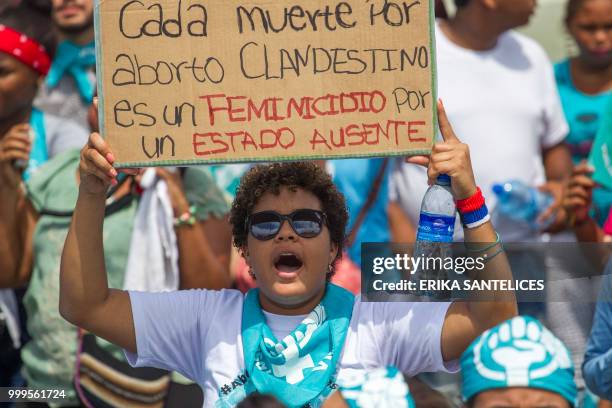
[{"xmin": 473, "ymin": 317, "xmax": 571, "ymax": 386}]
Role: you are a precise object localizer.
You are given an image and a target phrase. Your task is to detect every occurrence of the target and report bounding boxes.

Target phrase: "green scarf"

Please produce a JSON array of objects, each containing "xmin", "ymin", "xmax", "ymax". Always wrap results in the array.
[{"xmin": 241, "ymin": 283, "xmax": 354, "ymax": 407}]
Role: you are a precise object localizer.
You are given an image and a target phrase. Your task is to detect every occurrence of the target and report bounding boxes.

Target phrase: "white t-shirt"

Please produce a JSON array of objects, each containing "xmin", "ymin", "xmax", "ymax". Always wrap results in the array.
[
  {"xmin": 125, "ymin": 289, "xmax": 456, "ymax": 407},
  {"xmin": 44, "ymin": 113, "xmax": 89, "ymax": 157},
  {"xmin": 390, "ymin": 22, "xmax": 569, "ymax": 242}
]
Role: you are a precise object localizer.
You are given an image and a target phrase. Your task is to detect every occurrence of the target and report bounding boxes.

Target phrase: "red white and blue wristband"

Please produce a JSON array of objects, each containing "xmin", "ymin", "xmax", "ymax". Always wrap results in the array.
[{"xmin": 456, "ymin": 187, "xmax": 490, "ymax": 229}]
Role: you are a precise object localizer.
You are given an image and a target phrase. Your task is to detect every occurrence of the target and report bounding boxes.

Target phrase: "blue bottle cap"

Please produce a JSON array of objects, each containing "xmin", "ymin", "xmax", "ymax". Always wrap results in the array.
[
  {"xmin": 492, "ymin": 184, "xmax": 504, "ymax": 196},
  {"xmin": 436, "ymin": 174, "xmax": 451, "ymax": 185}
]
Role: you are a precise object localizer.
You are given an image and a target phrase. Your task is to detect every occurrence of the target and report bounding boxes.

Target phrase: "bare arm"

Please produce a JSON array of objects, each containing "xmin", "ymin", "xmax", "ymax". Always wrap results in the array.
[
  {"xmin": 0, "ymin": 124, "xmax": 37, "ymax": 287},
  {"xmin": 441, "ymin": 222, "xmax": 517, "ymax": 361},
  {"xmin": 540, "ymin": 142, "xmax": 573, "ymax": 230},
  {"xmin": 59, "ymin": 134, "xmax": 138, "ymax": 353},
  {"xmin": 388, "ymin": 201, "xmax": 416, "ymax": 243},
  {"xmin": 563, "ymin": 162, "xmax": 610, "ymax": 268},
  {"xmin": 407, "ymin": 100, "xmax": 517, "ymax": 362},
  {"xmin": 15, "ymin": 199, "xmax": 36, "ymax": 286},
  {"xmin": 176, "ymin": 217, "xmax": 232, "ymax": 290},
  {"xmin": 543, "ymin": 142, "xmax": 573, "ymax": 182},
  {"xmin": 155, "ymin": 168, "xmax": 232, "ymax": 290},
  {"xmin": 574, "ymin": 218, "xmax": 606, "ymax": 244},
  {"xmin": 0, "ymin": 184, "xmax": 35, "ymax": 287}
]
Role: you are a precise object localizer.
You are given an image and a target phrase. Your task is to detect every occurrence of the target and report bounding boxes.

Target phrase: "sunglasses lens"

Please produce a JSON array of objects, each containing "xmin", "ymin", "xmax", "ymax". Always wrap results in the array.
[
  {"xmin": 291, "ymin": 210, "xmax": 323, "ymax": 238},
  {"xmin": 250, "ymin": 212, "xmax": 281, "ymax": 240}
]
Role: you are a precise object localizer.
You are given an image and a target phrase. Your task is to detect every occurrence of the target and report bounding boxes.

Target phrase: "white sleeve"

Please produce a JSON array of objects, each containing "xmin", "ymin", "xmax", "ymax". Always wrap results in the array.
[
  {"xmin": 124, "ymin": 289, "xmax": 242, "ymax": 382},
  {"xmin": 539, "ymin": 51, "xmax": 569, "ymax": 149},
  {"xmin": 357, "ymin": 301, "xmax": 458, "ymax": 375}
]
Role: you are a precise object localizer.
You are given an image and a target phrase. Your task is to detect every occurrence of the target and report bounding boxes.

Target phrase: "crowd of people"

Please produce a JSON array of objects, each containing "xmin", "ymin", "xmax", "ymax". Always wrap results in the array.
[{"xmin": 0, "ymin": 0, "xmax": 610, "ymax": 407}]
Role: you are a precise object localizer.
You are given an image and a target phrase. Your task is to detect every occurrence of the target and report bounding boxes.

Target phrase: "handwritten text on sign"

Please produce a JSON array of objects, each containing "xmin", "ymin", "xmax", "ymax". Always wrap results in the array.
[{"xmin": 97, "ymin": 0, "xmax": 436, "ymax": 166}]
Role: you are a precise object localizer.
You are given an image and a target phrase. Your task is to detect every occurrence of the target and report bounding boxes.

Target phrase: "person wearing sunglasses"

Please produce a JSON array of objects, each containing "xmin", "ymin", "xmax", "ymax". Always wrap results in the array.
[{"xmin": 59, "ymin": 101, "xmax": 517, "ymax": 407}]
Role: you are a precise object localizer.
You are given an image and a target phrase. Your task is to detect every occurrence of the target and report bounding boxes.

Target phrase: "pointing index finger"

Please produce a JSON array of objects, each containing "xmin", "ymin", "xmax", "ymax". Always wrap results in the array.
[{"xmin": 437, "ymin": 99, "xmax": 460, "ymax": 143}]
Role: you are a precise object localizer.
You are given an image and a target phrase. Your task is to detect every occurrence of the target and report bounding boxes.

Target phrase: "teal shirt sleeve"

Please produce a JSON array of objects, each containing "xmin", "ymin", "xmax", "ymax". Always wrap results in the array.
[{"xmin": 583, "ymin": 267, "xmax": 612, "ymax": 400}]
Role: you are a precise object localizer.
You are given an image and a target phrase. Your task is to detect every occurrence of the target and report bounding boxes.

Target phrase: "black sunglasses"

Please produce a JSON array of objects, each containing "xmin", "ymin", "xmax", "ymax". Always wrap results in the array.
[{"xmin": 247, "ymin": 209, "xmax": 327, "ymax": 241}]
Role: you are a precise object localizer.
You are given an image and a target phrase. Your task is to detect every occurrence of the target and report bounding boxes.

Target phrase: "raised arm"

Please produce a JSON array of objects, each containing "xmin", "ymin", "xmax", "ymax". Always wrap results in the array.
[
  {"xmin": 539, "ymin": 142, "xmax": 573, "ymax": 231},
  {"xmin": 0, "ymin": 124, "xmax": 37, "ymax": 288},
  {"xmin": 407, "ymin": 100, "xmax": 517, "ymax": 362},
  {"xmin": 388, "ymin": 201, "xmax": 416, "ymax": 243},
  {"xmin": 59, "ymin": 133, "xmax": 138, "ymax": 353},
  {"xmin": 562, "ymin": 162, "xmax": 610, "ymax": 268}
]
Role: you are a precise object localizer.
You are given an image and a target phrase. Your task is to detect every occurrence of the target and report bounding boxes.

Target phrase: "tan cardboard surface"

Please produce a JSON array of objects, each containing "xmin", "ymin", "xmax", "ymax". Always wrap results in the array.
[{"xmin": 96, "ymin": 0, "xmax": 436, "ymax": 166}]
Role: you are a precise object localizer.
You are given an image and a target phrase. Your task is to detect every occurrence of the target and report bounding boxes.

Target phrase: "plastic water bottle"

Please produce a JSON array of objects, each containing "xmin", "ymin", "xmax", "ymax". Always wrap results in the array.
[
  {"xmin": 492, "ymin": 180, "xmax": 555, "ymax": 231},
  {"xmin": 413, "ymin": 174, "xmax": 456, "ymax": 298}
]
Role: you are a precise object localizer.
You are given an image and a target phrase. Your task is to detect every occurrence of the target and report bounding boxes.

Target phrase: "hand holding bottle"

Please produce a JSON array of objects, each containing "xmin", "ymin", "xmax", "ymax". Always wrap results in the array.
[{"xmin": 406, "ymin": 100, "xmax": 477, "ymax": 200}]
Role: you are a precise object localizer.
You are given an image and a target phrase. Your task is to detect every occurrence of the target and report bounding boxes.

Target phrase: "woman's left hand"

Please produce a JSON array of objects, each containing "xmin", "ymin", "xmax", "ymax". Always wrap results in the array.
[
  {"xmin": 537, "ymin": 180, "xmax": 567, "ymax": 230},
  {"xmin": 156, "ymin": 168, "xmax": 190, "ymax": 216},
  {"xmin": 406, "ymin": 99, "xmax": 477, "ymax": 200}
]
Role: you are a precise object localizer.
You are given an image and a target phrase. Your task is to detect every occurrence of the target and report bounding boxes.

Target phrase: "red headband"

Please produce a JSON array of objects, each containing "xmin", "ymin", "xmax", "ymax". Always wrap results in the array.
[{"xmin": 0, "ymin": 25, "xmax": 51, "ymax": 75}]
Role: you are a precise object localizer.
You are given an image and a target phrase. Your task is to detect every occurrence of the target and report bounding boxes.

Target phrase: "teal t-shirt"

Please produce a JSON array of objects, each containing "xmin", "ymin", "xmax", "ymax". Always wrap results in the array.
[
  {"xmin": 555, "ymin": 59, "xmax": 612, "ymax": 225},
  {"xmin": 22, "ymin": 150, "xmax": 229, "ymax": 405}
]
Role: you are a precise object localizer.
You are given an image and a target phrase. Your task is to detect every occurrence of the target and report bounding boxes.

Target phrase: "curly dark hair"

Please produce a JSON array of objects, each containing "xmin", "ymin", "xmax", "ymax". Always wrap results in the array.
[{"xmin": 230, "ymin": 162, "xmax": 348, "ymax": 275}]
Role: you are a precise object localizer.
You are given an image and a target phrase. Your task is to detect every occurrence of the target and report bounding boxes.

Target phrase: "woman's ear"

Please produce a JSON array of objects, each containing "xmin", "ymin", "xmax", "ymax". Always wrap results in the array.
[
  {"xmin": 241, "ymin": 246, "xmax": 251, "ymax": 267},
  {"xmin": 329, "ymin": 242, "xmax": 339, "ymax": 264}
]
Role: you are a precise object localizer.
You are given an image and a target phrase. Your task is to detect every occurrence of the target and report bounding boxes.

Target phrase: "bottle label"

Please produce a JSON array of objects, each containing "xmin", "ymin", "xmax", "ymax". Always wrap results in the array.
[{"xmin": 416, "ymin": 212, "xmax": 455, "ymax": 243}]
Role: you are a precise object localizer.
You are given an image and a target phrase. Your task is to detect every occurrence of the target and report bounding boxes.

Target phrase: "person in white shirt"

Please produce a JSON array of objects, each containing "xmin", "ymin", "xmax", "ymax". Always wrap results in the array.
[
  {"xmin": 58, "ymin": 102, "xmax": 517, "ymax": 407},
  {"xmin": 390, "ymin": 0, "xmax": 572, "ymax": 243}
]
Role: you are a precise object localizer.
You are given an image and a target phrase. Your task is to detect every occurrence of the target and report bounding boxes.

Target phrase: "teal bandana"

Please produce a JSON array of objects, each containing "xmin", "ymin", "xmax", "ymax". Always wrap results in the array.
[
  {"xmin": 46, "ymin": 41, "xmax": 95, "ymax": 102},
  {"xmin": 461, "ymin": 316, "xmax": 577, "ymax": 406},
  {"xmin": 337, "ymin": 367, "xmax": 416, "ymax": 408},
  {"xmin": 240, "ymin": 283, "xmax": 355, "ymax": 408}
]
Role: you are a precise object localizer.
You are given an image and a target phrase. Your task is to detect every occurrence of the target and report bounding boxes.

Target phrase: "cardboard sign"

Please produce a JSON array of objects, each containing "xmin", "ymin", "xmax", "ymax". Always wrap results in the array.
[{"xmin": 95, "ymin": 0, "xmax": 437, "ymax": 167}]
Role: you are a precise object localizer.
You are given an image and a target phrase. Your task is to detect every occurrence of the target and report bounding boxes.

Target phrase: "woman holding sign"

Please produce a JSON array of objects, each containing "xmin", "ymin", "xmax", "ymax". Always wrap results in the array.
[
  {"xmin": 0, "ymin": 96, "xmax": 233, "ymax": 406},
  {"xmin": 60, "ymin": 101, "xmax": 517, "ymax": 407}
]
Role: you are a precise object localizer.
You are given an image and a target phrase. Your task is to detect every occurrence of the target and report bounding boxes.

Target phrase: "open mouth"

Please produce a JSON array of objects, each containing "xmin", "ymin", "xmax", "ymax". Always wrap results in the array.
[{"xmin": 274, "ymin": 252, "xmax": 303, "ymax": 274}]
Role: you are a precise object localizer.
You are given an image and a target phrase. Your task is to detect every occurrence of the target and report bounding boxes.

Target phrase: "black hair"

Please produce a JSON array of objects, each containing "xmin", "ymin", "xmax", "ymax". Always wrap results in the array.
[
  {"xmin": 230, "ymin": 162, "xmax": 349, "ymax": 277},
  {"xmin": 0, "ymin": 2, "xmax": 56, "ymax": 60}
]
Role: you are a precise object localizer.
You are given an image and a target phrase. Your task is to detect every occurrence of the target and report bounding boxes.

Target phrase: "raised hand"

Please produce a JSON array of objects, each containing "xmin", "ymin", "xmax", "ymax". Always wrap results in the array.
[
  {"xmin": 79, "ymin": 132, "xmax": 118, "ymax": 196},
  {"xmin": 79, "ymin": 98, "xmax": 139, "ymax": 196},
  {"xmin": 563, "ymin": 161, "xmax": 596, "ymax": 223},
  {"xmin": 406, "ymin": 100, "xmax": 477, "ymax": 200},
  {"xmin": 531, "ymin": 179, "xmax": 569, "ymax": 233},
  {"xmin": 0, "ymin": 123, "xmax": 32, "ymax": 188}
]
